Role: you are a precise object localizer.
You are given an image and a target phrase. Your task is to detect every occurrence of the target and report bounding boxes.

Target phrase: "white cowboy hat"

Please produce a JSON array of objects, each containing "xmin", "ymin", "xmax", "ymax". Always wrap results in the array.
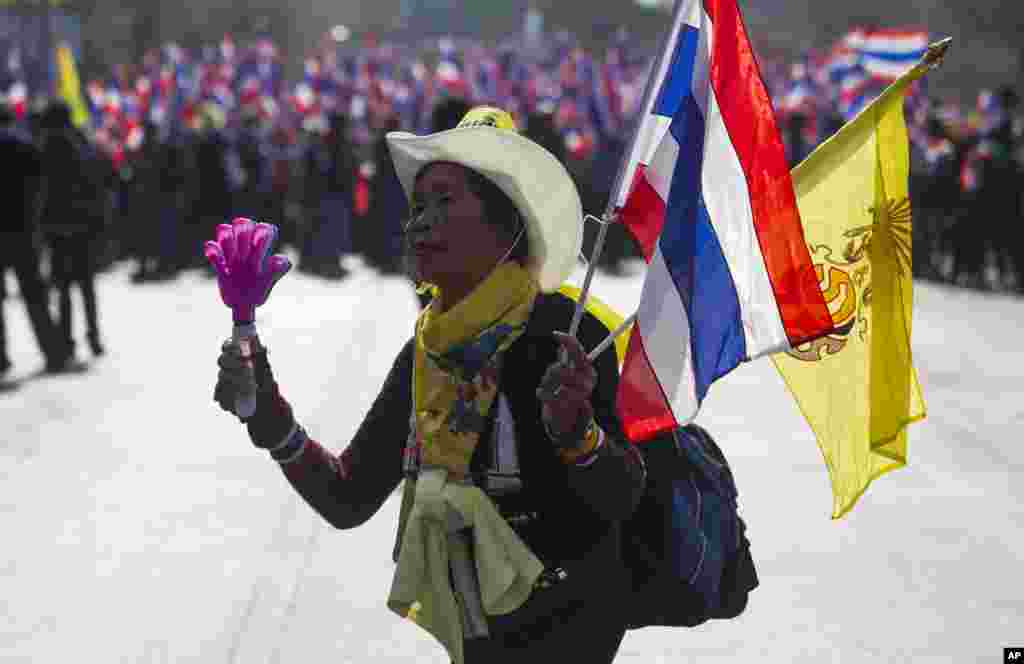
[{"xmin": 385, "ymin": 106, "xmax": 583, "ymax": 293}]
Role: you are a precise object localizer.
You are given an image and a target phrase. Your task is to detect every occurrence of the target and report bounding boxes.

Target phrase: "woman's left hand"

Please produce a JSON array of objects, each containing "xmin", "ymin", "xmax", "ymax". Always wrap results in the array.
[{"xmin": 537, "ymin": 332, "xmax": 597, "ymax": 448}]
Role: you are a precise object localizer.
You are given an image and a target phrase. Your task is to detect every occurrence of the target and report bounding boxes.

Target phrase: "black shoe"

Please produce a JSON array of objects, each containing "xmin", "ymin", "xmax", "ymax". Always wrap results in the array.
[
  {"xmin": 87, "ymin": 334, "xmax": 105, "ymax": 357},
  {"xmin": 316, "ymin": 264, "xmax": 350, "ymax": 280},
  {"xmin": 44, "ymin": 354, "xmax": 75, "ymax": 374},
  {"xmin": 0, "ymin": 358, "xmax": 11, "ymax": 379}
]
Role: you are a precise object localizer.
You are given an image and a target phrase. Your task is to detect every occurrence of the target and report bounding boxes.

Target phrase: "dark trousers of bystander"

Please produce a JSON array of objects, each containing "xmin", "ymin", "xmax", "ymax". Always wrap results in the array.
[
  {"xmin": 48, "ymin": 233, "xmax": 103, "ymax": 357},
  {"xmin": 0, "ymin": 232, "xmax": 68, "ymax": 372}
]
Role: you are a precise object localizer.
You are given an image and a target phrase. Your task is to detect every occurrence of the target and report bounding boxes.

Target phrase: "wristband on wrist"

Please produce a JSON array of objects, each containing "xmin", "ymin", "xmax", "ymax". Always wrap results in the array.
[
  {"xmin": 543, "ymin": 409, "xmax": 592, "ymax": 449},
  {"xmin": 270, "ymin": 423, "xmax": 308, "ymax": 464},
  {"xmin": 559, "ymin": 420, "xmax": 604, "ymax": 466}
]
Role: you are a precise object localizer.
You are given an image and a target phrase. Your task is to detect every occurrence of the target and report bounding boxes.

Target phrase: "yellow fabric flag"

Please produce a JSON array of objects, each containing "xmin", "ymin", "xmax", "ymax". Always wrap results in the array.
[
  {"xmin": 771, "ymin": 53, "xmax": 936, "ymax": 519},
  {"xmin": 55, "ymin": 43, "xmax": 90, "ymax": 129}
]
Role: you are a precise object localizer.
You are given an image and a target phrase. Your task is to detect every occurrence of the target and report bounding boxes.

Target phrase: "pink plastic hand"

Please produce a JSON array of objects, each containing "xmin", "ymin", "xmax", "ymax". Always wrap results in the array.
[{"xmin": 203, "ymin": 218, "xmax": 292, "ymax": 323}]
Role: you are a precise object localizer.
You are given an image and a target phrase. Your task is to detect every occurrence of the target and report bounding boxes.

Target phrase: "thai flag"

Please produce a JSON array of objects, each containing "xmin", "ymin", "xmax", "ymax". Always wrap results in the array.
[
  {"xmin": 612, "ymin": 0, "xmax": 833, "ymax": 442},
  {"xmin": 850, "ymin": 27, "xmax": 928, "ymax": 83}
]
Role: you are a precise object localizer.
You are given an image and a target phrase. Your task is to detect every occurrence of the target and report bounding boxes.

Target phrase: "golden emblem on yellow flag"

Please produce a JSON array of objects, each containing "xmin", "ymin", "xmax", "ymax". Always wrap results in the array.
[{"xmin": 771, "ymin": 39, "xmax": 950, "ymax": 518}]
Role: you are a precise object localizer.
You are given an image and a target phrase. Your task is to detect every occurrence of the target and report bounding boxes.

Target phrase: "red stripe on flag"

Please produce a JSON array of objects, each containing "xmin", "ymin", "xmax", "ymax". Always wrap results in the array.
[
  {"xmin": 617, "ymin": 324, "xmax": 679, "ymax": 443},
  {"xmin": 617, "ymin": 165, "xmax": 666, "ymax": 263},
  {"xmin": 863, "ymin": 27, "xmax": 928, "ymax": 39},
  {"xmin": 703, "ymin": 0, "xmax": 833, "ymax": 346}
]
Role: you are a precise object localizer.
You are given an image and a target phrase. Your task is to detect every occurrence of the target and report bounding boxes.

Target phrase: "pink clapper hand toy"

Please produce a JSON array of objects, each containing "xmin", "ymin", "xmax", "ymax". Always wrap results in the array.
[
  {"xmin": 204, "ymin": 217, "xmax": 292, "ymax": 324},
  {"xmin": 204, "ymin": 217, "xmax": 291, "ymax": 419}
]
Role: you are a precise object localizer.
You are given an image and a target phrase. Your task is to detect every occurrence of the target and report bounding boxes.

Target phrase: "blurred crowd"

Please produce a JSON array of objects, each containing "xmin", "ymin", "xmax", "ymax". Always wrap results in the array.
[{"xmin": 1, "ymin": 26, "xmax": 1022, "ymax": 376}]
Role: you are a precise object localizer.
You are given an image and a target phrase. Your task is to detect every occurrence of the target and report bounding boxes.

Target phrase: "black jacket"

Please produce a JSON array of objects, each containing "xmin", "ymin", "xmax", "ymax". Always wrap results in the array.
[{"xmin": 277, "ymin": 292, "xmax": 646, "ymax": 646}]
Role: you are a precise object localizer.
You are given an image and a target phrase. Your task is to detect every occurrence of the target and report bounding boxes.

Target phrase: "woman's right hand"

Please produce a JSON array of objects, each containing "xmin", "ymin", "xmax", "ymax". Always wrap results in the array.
[
  {"xmin": 214, "ymin": 339, "xmax": 298, "ymax": 451},
  {"xmin": 214, "ymin": 339, "xmax": 258, "ymax": 421}
]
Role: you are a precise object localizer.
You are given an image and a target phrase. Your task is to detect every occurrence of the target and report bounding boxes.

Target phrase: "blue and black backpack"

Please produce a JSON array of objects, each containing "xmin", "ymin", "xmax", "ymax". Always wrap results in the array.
[{"xmin": 622, "ymin": 423, "xmax": 759, "ymax": 629}]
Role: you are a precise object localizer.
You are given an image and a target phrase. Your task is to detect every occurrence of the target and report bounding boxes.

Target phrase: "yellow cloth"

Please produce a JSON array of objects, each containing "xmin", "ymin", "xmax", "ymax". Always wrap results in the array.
[
  {"xmin": 388, "ymin": 468, "xmax": 545, "ymax": 664},
  {"xmin": 414, "ymin": 261, "xmax": 538, "ymax": 476},
  {"xmin": 771, "ymin": 58, "xmax": 929, "ymax": 519},
  {"xmin": 54, "ymin": 43, "xmax": 90, "ymax": 129}
]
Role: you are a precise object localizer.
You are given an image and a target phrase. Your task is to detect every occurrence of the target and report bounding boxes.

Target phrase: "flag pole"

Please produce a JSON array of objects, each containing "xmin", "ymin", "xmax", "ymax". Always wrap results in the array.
[
  {"xmin": 922, "ymin": 37, "xmax": 952, "ymax": 69},
  {"xmin": 566, "ymin": 0, "xmax": 687, "ymax": 341},
  {"xmin": 586, "ymin": 312, "xmax": 637, "ymax": 362}
]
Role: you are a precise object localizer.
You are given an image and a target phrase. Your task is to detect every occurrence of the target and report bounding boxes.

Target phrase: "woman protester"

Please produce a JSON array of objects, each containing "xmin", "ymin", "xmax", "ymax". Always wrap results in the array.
[{"xmin": 213, "ymin": 107, "xmax": 646, "ymax": 664}]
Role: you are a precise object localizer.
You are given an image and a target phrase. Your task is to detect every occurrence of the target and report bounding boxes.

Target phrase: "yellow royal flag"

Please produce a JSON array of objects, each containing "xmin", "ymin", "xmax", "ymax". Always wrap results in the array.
[
  {"xmin": 55, "ymin": 43, "xmax": 90, "ymax": 129},
  {"xmin": 771, "ymin": 42, "xmax": 947, "ymax": 519}
]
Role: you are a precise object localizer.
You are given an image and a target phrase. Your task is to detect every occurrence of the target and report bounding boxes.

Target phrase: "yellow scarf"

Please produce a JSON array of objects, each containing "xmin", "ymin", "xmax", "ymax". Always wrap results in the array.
[{"xmin": 413, "ymin": 261, "xmax": 539, "ymax": 477}]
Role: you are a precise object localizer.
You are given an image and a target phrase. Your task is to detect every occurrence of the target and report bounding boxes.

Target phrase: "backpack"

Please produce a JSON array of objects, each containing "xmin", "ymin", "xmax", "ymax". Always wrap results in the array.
[{"xmin": 622, "ymin": 423, "xmax": 758, "ymax": 629}]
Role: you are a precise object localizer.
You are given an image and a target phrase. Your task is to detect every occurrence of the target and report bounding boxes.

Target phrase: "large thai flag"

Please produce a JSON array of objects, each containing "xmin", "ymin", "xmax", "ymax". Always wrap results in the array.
[{"xmin": 612, "ymin": 0, "xmax": 833, "ymax": 443}]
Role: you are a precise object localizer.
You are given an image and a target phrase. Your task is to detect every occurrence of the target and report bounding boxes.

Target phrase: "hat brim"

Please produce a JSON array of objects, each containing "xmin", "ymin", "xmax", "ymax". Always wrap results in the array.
[{"xmin": 386, "ymin": 126, "xmax": 583, "ymax": 293}]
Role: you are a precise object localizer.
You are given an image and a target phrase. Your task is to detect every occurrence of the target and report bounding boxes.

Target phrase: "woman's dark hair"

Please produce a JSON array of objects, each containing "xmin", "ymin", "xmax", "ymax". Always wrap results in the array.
[{"xmin": 461, "ymin": 168, "xmax": 530, "ymax": 265}]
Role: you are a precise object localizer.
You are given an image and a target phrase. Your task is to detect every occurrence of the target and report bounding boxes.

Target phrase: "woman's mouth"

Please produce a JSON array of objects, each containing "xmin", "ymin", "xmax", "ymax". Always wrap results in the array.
[{"xmin": 413, "ymin": 242, "xmax": 444, "ymax": 256}]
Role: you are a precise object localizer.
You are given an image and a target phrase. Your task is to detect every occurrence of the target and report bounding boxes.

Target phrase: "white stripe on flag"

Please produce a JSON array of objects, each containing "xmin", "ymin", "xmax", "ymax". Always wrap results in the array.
[
  {"xmin": 637, "ymin": 243, "xmax": 698, "ymax": 425},
  {"xmin": 700, "ymin": 87, "xmax": 789, "ymax": 357},
  {"xmin": 692, "ymin": 12, "xmax": 712, "ymax": 117},
  {"xmin": 647, "ymin": 131, "xmax": 679, "ymax": 201},
  {"xmin": 863, "ymin": 57, "xmax": 920, "ymax": 80},
  {"xmin": 860, "ymin": 34, "xmax": 928, "ymax": 54},
  {"xmin": 621, "ymin": 114, "xmax": 674, "ymax": 199}
]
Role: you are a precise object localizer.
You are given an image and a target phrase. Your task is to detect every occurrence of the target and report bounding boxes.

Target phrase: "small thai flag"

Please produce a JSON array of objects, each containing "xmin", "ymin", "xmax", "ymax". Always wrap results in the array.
[
  {"xmin": 612, "ymin": 0, "xmax": 833, "ymax": 442},
  {"xmin": 850, "ymin": 27, "xmax": 928, "ymax": 82}
]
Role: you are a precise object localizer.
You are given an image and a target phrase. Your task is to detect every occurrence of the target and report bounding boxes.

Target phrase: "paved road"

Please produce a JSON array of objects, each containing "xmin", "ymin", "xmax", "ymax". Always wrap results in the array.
[{"xmin": 1, "ymin": 264, "xmax": 1021, "ymax": 662}]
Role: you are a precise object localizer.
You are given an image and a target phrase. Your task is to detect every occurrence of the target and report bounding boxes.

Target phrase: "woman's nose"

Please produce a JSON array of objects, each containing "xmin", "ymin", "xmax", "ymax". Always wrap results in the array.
[{"xmin": 404, "ymin": 203, "xmax": 445, "ymax": 236}]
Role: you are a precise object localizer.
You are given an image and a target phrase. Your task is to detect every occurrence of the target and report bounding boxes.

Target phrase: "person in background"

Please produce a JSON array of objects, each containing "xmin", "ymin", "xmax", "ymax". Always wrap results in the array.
[
  {"xmin": 581, "ymin": 116, "xmax": 633, "ymax": 276},
  {"xmin": 266, "ymin": 123, "xmax": 300, "ymax": 251},
  {"xmin": 189, "ymin": 106, "xmax": 234, "ymax": 271},
  {"xmin": 991, "ymin": 86, "xmax": 1022, "ymax": 290},
  {"xmin": 153, "ymin": 122, "xmax": 192, "ymax": 280},
  {"xmin": 235, "ymin": 110, "xmax": 270, "ymax": 224},
  {"xmin": 0, "ymin": 105, "xmax": 69, "ymax": 376},
  {"xmin": 430, "ymin": 97, "xmax": 472, "ymax": 134},
  {"xmin": 364, "ymin": 111, "xmax": 408, "ymax": 275},
  {"xmin": 36, "ymin": 101, "xmax": 106, "ymax": 360},
  {"xmin": 301, "ymin": 112, "xmax": 356, "ymax": 279},
  {"xmin": 784, "ymin": 111, "xmax": 813, "ymax": 168},
  {"xmin": 914, "ymin": 114, "xmax": 959, "ymax": 281},
  {"xmin": 129, "ymin": 122, "xmax": 166, "ymax": 283}
]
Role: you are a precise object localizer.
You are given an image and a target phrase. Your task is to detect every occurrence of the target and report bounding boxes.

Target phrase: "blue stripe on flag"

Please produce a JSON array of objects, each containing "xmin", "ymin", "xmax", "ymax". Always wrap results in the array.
[
  {"xmin": 653, "ymin": 26, "xmax": 700, "ymax": 119},
  {"xmin": 659, "ymin": 90, "xmax": 747, "ymax": 405}
]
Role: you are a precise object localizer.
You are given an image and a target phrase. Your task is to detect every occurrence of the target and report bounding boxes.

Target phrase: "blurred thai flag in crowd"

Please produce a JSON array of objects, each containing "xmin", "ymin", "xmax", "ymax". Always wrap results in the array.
[
  {"xmin": 849, "ymin": 27, "xmax": 928, "ymax": 82},
  {"xmin": 825, "ymin": 26, "xmax": 928, "ymax": 120}
]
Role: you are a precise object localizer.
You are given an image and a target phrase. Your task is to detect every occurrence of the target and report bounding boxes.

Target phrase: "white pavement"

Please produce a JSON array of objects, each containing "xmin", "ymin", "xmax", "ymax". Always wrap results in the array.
[{"xmin": 1, "ymin": 259, "xmax": 1021, "ymax": 663}]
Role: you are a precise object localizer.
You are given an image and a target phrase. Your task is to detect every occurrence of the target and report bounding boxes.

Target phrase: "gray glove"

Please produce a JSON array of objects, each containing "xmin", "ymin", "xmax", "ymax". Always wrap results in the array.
[
  {"xmin": 215, "ymin": 337, "xmax": 297, "ymax": 444},
  {"xmin": 213, "ymin": 338, "xmax": 259, "ymax": 421}
]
